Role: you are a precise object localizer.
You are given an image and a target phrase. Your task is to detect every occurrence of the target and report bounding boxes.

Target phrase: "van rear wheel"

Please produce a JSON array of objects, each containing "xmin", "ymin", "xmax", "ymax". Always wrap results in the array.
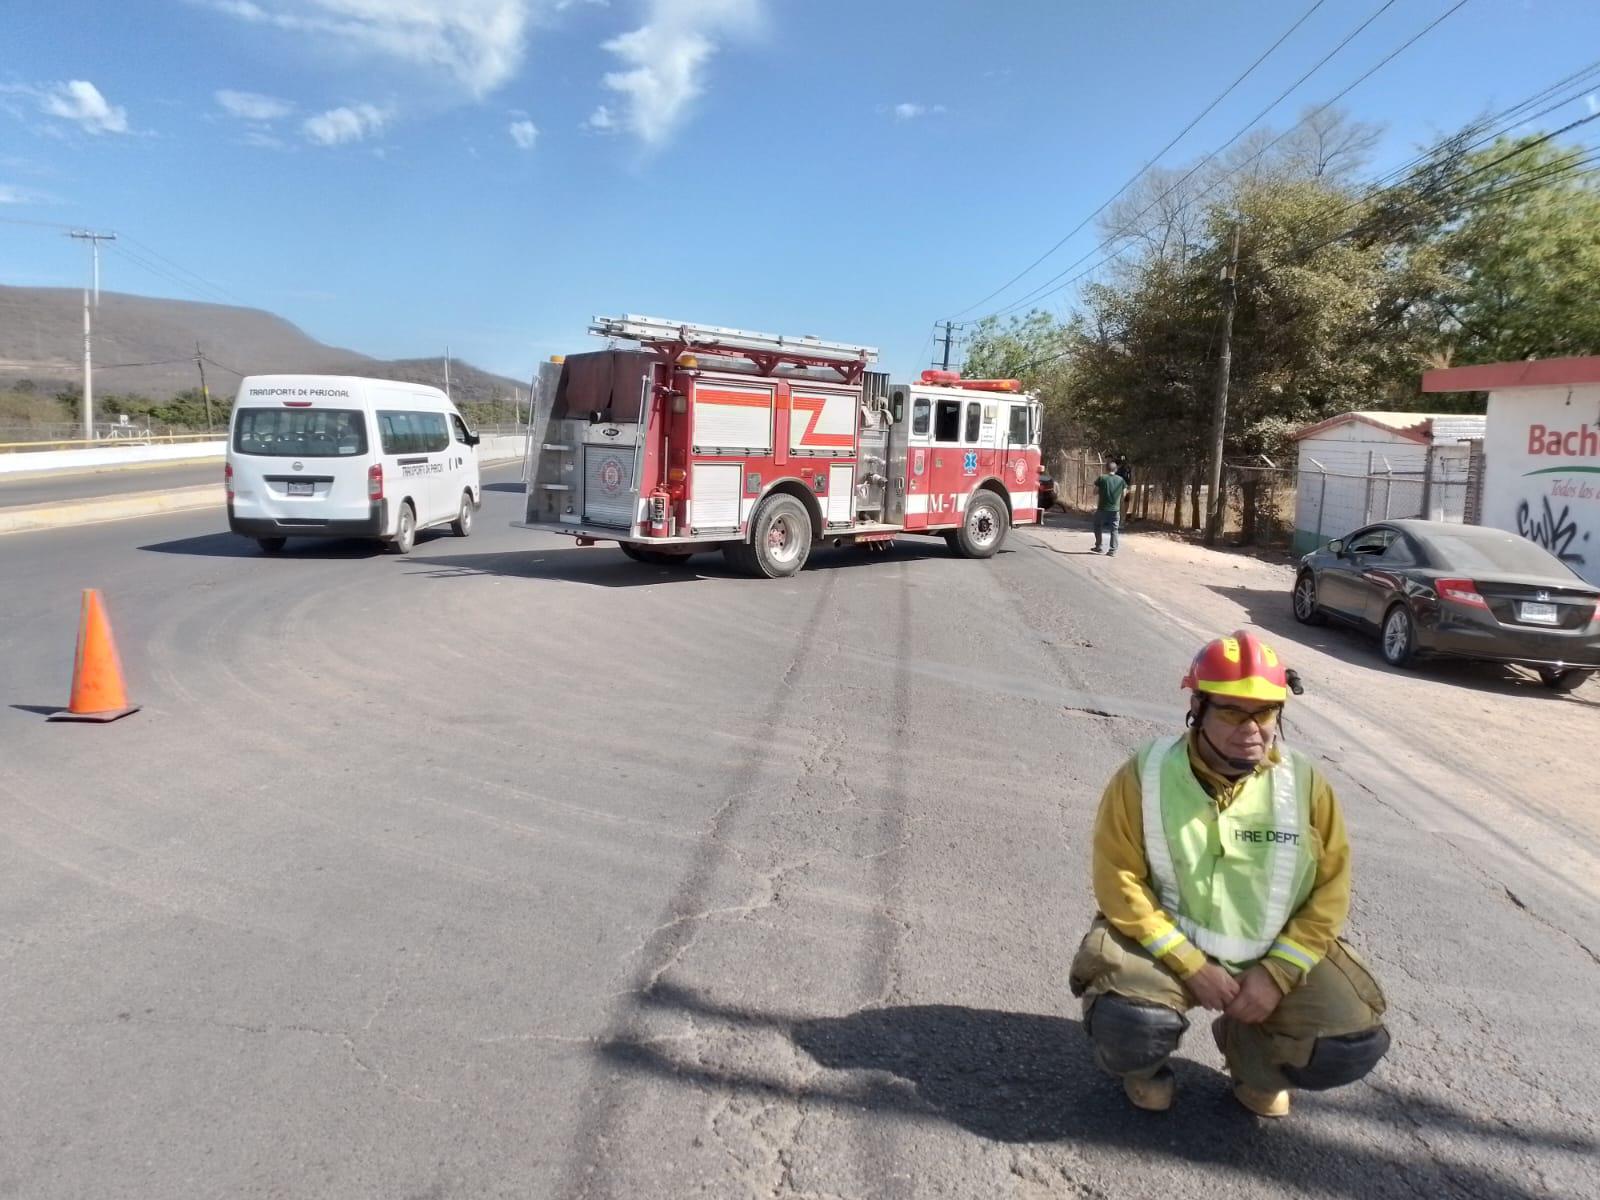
[
  {"xmin": 390, "ymin": 501, "xmax": 416, "ymax": 554},
  {"xmin": 451, "ymin": 491, "xmax": 474, "ymax": 537},
  {"xmin": 257, "ymin": 537, "xmax": 287, "ymax": 554}
]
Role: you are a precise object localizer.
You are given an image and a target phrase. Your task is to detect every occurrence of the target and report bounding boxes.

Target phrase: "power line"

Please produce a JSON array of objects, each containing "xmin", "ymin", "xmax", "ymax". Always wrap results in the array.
[
  {"xmin": 118, "ymin": 233, "xmax": 247, "ymax": 307},
  {"xmin": 947, "ymin": 0, "xmax": 1333, "ymax": 320},
  {"xmin": 981, "ymin": 0, "xmax": 1475, "ymax": 321}
]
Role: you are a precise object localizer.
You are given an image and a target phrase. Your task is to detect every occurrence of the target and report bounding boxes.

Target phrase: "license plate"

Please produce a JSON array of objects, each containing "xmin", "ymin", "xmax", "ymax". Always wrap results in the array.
[
  {"xmin": 1520, "ymin": 601, "xmax": 1558, "ymax": 625},
  {"xmin": 287, "ymin": 481, "xmax": 314, "ymax": 497}
]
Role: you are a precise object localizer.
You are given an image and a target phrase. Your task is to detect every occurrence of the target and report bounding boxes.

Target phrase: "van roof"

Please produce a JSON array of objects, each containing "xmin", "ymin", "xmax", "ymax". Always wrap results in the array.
[{"xmin": 237, "ymin": 375, "xmax": 454, "ymax": 406}]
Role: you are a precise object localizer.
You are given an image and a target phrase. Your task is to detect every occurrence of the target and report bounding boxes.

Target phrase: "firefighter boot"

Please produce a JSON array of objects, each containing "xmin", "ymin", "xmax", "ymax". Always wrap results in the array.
[
  {"xmin": 1123, "ymin": 1068, "xmax": 1175, "ymax": 1112},
  {"xmin": 1213, "ymin": 1017, "xmax": 1291, "ymax": 1118}
]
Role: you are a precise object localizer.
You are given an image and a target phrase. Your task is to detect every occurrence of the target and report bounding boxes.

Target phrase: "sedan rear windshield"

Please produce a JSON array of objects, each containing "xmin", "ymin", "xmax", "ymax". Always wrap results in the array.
[
  {"xmin": 1420, "ymin": 530, "xmax": 1579, "ymax": 577},
  {"xmin": 234, "ymin": 408, "xmax": 368, "ymax": 457}
]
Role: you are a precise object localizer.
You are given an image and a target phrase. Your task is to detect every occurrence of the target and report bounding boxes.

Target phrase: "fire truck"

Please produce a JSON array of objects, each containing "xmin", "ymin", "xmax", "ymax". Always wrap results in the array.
[{"xmin": 520, "ymin": 315, "xmax": 1043, "ymax": 577}]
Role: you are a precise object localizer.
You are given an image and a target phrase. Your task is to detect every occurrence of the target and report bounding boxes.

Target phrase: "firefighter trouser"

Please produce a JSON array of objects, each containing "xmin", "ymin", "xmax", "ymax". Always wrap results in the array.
[{"xmin": 1069, "ymin": 917, "xmax": 1388, "ymax": 1094}]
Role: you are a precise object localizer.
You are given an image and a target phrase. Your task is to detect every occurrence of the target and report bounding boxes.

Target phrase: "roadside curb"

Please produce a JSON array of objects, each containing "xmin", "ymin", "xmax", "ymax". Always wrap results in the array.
[
  {"xmin": 0, "ymin": 457, "xmax": 524, "ymax": 536},
  {"xmin": 0, "ymin": 485, "xmax": 225, "ymax": 536}
]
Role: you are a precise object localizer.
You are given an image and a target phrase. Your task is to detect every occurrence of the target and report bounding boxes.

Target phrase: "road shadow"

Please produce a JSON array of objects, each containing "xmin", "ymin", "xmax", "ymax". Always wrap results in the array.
[
  {"xmin": 137, "ymin": 530, "xmax": 447, "ymax": 559},
  {"xmin": 482, "ymin": 481, "xmax": 525, "ymax": 494},
  {"xmin": 10, "ymin": 704, "xmax": 65, "ymax": 717},
  {"xmin": 406, "ymin": 539, "xmax": 963, "ymax": 588},
  {"xmin": 594, "ymin": 983, "xmax": 1574, "ymax": 1200},
  {"xmin": 1208, "ymin": 583, "xmax": 1599, "ymax": 705}
]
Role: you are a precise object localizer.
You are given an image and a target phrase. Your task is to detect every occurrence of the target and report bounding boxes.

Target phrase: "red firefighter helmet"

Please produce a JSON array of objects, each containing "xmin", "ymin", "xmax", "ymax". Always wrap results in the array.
[{"xmin": 1181, "ymin": 630, "xmax": 1290, "ymax": 703}]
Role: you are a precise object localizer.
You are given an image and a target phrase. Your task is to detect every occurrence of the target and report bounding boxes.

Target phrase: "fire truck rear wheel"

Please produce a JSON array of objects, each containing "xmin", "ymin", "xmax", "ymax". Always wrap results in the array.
[
  {"xmin": 745, "ymin": 494, "xmax": 812, "ymax": 578},
  {"xmin": 954, "ymin": 490, "xmax": 1008, "ymax": 559}
]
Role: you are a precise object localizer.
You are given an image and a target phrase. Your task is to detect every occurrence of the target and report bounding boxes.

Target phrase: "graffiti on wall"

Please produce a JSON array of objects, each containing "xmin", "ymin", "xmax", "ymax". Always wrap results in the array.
[{"xmin": 1516, "ymin": 494, "xmax": 1589, "ymax": 566}]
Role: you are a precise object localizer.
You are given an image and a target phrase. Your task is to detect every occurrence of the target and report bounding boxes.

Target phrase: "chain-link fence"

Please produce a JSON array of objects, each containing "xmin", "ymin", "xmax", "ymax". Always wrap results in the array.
[{"xmin": 1051, "ymin": 447, "xmax": 1481, "ymax": 552}]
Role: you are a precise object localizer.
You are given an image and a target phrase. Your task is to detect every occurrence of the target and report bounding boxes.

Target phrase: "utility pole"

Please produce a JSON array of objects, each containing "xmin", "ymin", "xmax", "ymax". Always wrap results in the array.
[
  {"xmin": 69, "ymin": 230, "xmax": 116, "ymax": 441},
  {"xmin": 934, "ymin": 321, "xmax": 958, "ymax": 371},
  {"xmin": 195, "ymin": 342, "xmax": 214, "ymax": 433},
  {"xmin": 1204, "ymin": 224, "xmax": 1242, "ymax": 546},
  {"xmin": 443, "ymin": 346, "xmax": 452, "ymax": 401}
]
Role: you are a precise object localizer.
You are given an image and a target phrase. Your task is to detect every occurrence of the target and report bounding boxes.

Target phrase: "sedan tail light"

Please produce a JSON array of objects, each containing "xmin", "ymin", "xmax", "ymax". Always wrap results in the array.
[{"xmin": 1437, "ymin": 578, "xmax": 1489, "ymax": 610}]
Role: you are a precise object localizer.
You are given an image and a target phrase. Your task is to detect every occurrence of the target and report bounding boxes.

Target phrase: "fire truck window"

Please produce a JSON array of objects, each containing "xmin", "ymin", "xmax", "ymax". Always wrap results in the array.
[
  {"xmin": 934, "ymin": 400, "xmax": 961, "ymax": 443},
  {"xmin": 912, "ymin": 398, "xmax": 930, "ymax": 435},
  {"xmin": 1008, "ymin": 406, "xmax": 1029, "ymax": 445},
  {"xmin": 964, "ymin": 403, "xmax": 981, "ymax": 443}
]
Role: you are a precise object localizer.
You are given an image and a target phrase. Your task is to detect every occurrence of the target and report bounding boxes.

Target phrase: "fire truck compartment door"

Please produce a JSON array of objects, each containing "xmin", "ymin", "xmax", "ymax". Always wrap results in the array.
[
  {"xmin": 827, "ymin": 464, "xmax": 854, "ymax": 524},
  {"xmin": 693, "ymin": 383, "xmax": 773, "ymax": 454},
  {"xmin": 690, "ymin": 463, "xmax": 741, "ymax": 531},
  {"xmin": 790, "ymin": 389, "xmax": 857, "ymax": 456},
  {"xmin": 582, "ymin": 444, "xmax": 637, "ymax": 528}
]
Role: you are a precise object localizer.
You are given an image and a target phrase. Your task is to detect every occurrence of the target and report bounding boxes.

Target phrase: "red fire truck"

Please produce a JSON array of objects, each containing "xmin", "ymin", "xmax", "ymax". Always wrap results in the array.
[{"xmin": 520, "ymin": 315, "xmax": 1043, "ymax": 577}]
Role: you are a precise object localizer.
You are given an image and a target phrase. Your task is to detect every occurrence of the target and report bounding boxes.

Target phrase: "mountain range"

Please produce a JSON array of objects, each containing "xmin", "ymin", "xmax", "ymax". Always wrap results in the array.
[{"xmin": 0, "ymin": 285, "xmax": 525, "ymax": 405}]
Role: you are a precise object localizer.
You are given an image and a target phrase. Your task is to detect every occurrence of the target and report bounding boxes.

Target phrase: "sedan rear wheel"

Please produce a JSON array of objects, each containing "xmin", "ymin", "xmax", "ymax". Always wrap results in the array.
[
  {"xmin": 1537, "ymin": 666, "xmax": 1594, "ymax": 694},
  {"xmin": 1381, "ymin": 605, "xmax": 1417, "ymax": 668}
]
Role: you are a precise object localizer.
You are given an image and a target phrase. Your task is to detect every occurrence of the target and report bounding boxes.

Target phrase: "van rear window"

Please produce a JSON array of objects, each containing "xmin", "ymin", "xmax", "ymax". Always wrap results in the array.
[{"xmin": 234, "ymin": 408, "xmax": 367, "ymax": 457}]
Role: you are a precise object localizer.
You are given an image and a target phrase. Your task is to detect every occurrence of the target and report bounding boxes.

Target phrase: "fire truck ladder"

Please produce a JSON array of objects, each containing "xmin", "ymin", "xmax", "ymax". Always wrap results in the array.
[{"xmin": 590, "ymin": 315, "xmax": 880, "ymax": 385}]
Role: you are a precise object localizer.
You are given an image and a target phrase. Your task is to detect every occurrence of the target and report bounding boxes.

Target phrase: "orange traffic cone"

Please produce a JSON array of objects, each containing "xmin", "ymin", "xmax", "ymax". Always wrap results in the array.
[{"xmin": 49, "ymin": 589, "xmax": 139, "ymax": 723}]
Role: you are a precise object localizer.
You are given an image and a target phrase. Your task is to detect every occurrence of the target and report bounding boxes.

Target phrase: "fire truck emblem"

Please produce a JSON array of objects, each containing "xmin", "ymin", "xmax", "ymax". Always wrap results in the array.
[
  {"xmin": 1012, "ymin": 459, "xmax": 1026, "ymax": 483},
  {"xmin": 963, "ymin": 451, "xmax": 978, "ymax": 476},
  {"xmin": 597, "ymin": 458, "xmax": 625, "ymax": 493}
]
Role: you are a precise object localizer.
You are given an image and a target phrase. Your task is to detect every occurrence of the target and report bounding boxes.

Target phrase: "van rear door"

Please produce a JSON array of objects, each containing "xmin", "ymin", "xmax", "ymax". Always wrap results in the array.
[{"xmin": 231, "ymin": 402, "xmax": 373, "ymax": 522}]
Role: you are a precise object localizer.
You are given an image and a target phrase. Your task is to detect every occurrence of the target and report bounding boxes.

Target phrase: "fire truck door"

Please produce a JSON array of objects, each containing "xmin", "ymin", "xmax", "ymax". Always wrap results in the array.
[{"xmin": 902, "ymin": 394, "xmax": 934, "ymax": 530}]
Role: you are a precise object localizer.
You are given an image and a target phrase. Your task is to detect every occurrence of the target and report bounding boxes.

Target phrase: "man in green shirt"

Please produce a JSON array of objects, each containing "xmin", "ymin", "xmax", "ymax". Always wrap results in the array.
[{"xmin": 1093, "ymin": 459, "xmax": 1127, "ymax": 555}]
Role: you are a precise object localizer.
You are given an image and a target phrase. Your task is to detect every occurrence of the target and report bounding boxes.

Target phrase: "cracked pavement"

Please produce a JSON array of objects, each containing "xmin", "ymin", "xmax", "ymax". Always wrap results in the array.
[{"xmin": 1, "ymin": 475, "xmax": 1596, "ymax": 1198}]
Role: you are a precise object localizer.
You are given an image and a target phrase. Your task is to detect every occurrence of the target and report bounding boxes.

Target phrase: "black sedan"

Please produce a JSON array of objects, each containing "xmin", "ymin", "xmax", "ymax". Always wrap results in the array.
[{"xmin": 1293, "ymin": 519, "xmax": 1600, "ymax": 692}]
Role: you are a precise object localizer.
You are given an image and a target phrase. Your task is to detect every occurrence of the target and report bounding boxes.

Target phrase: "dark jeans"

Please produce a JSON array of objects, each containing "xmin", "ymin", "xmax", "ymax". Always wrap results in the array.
[{"xmin": 1094, "ymin": 509, "xmax": 1121, "ymax": 551}]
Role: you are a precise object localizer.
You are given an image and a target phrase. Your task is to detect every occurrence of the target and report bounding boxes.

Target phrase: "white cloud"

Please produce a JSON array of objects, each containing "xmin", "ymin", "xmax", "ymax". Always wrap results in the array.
[
  {"xmin": 509, "ymin": 118, "xmax": 538, "ymax": 148},
  {"xmin": 593, "ymin": 0, "xmax": 763, "ymax": 146},
  {"xmin": 40, "ymin": 80, "xmax": 129, "ymax": 134},
  {"xmin": 0, "ymin": 183, "xmax": 54, "ymax": 204},
  {"xmin": 891, "ymin": 101, "xmax": 946, "ymax": 121},
  {"xmin": 203, "ymin": 1, "xmax": 539, "ymax": 98},
  {"xmin": 303, "ymin": 103, "xmax": 387, "ymax": 145},
  {"xmin": 584, "ymin": 104, "xmax": 618, "ymax": 132},
  {"xmin": 216, "ymin": 89, "xmax": 294, "ymax": 120}
]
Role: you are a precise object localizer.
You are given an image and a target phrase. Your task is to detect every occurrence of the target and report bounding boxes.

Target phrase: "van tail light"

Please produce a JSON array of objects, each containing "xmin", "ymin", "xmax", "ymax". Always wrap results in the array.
[
  {"xmin": 1437, "ymin": 578, "xmax": 1489, "ymax": 610},
  {"xmin": 224, "ymin": 462, "xmax": 234, "ymax": 499},
  {"xmin": 367, "ymin": 463, "xmax": 384, "ymax": 500}
]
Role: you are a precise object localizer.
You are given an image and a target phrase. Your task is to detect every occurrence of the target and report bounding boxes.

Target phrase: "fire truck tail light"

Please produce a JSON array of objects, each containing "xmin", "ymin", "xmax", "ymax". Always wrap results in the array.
[
  {"xmin": 368, "ymin": 463, "xmax": 384, "ymax": 500},
  {"xmin": 668, "ymin": 467, "xmax": 686, "ymax": 483},
  {"xmin": 1437, "ymin": 578, "xmax": 1488, "ymax": 610}
]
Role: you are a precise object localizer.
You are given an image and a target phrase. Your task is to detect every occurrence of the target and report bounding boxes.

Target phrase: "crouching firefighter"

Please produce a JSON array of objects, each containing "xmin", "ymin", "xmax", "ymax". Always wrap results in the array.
[{"xmin": 1069, "ymin": 630, "xmax": 1390, "ymax": 1117}]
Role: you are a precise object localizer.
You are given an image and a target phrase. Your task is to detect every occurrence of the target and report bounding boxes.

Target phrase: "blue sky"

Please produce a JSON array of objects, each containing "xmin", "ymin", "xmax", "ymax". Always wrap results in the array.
[{"xmin": 3, "ymin": 0, "xmax": 1599, "ymax": 388}]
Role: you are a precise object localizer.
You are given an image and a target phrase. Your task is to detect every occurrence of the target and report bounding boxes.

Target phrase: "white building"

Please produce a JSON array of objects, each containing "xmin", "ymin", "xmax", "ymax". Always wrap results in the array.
[
  {"xmin": 1291, "ymin": 410, "xmax": 1486, "ymax": 555},
  {"xmin": 1424, "ymin": 357, "xmax": 1600, "ymax": 587}
]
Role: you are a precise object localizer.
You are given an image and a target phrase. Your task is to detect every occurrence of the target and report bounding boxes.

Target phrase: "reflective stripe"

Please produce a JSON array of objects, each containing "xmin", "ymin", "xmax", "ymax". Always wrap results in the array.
[
  {"xmin": 1268, "ymin": 935, "xmax": 1318, "ymax": 973},
  {"xmin": 1261, "ymin": 753, "xmax": 1300, "ymax": 945},
  {"xmin": 1176, "ymin": 918, "xmax": 1273, "ymax": 963},
  {"xmin": 1140, "ymin": 734, "xmax": 1185, "ymax": 913},
  {"xmin": 1142, "ymin": 927, "xmax": 1185, "ymax": 958}
]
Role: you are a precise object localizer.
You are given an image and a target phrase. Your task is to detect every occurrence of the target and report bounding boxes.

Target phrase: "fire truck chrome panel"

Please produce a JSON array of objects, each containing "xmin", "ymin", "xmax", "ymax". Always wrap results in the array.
[
  {"xmin": 582, "ymin": 444, "xmax": 637, "ymax": 527},
  {"xmin": 689, "ymin": 463, "xmax": 742, "ymax": 531}
]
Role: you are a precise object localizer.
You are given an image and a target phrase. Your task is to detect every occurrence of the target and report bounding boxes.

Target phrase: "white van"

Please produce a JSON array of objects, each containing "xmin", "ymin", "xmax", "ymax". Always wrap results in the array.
[{"xmin": 227, "ymin": 374, "xmax": 480, "ymax": 554}]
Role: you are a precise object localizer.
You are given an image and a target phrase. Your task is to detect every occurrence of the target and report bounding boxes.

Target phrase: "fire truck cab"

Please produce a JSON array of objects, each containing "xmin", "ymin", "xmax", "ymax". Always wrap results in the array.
[{"xmin": 520, "ymin": 315, "xmax": 1043, "ymax": 577}]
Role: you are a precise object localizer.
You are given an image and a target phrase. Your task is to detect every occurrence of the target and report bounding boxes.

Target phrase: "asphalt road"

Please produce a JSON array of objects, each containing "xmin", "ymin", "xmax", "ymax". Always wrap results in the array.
[
  {"xmin": 1, "ymin": 466, "xmax": 1594, "ymax": 1199},
  {"xmin": 0, "ymin": 460, "xmax": 222, "ymax": 508}
]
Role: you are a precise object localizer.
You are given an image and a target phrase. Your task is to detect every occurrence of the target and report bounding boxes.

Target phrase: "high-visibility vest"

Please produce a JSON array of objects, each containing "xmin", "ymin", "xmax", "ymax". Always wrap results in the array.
[{"xmin": 1137, "ymin": 734, "xmax": 1318, "ymax": 971}]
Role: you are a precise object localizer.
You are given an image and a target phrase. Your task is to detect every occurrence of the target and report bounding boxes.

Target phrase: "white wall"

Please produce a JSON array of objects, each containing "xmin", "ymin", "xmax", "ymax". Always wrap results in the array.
[
  {"xmin": 1295, "ymin": 426, "xmax": 1429, "ymax": 543},
  {"xmin": 0, "ymin": 441, "xmax": 224, "ymax": 478},
  {"xmin": 1482, "ymin": 384, "xmax": 1600, "ymax": 586}
]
